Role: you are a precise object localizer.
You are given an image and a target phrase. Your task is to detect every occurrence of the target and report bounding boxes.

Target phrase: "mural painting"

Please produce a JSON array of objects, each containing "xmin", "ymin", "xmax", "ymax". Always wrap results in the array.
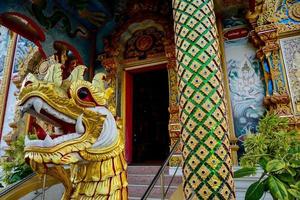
[
  {"xmin": 0, "ymin": 35, "xmax": 36, "ymax": 153},
  {"xmin": 280, "ymin": 35, "xmax": 300, "ymax": 115},
  {"xmin": 0, "ymin": 25, "xmax": 10, "ymax": 86},
  {"xmin": 224, "ymin": 32, "xmax": 265, "ymax": 140}
]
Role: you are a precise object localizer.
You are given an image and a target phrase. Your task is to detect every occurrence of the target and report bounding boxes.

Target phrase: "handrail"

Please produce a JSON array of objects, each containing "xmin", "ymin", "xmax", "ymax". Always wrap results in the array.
[
  {"xmin": 0, "ymin": 172, "xmax": 36, "ymax": 196},
  {"xmin": 0, "ymin": 172, "xmax": 59, "ymax": 199},
  {"xmin": 164, "ymin": 161, "xmax": 180, "ymax": 196},
  {"xmin": 141, "ymin": 137, "xmax": 181, "ymax": 200}
]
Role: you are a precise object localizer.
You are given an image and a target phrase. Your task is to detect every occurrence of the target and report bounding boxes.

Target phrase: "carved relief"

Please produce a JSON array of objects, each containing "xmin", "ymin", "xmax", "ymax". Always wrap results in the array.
[
  {"xmin": 124, "ymin": 27, "xmax": 165, "ymax": 60},
  {"xmin": 247, "ymin": 0, "xmax": 300, "ymax": 117},
  {"xmin": 280, "ymin": 35, "xmax": 300, "ymax": 114},
  {"xmin": 250, "ymin": 0, "xmax": 300, "ymax": 34},
  {"xmin": 289, "ymin": 2, "xmax": 300, "ymax": 21}
]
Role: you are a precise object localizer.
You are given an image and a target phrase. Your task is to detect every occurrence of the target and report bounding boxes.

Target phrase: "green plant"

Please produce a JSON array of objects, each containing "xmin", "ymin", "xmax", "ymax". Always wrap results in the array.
[
  {"xmin": 0, "ymin": 134, "xmax": 32, "ymax": 185},
  {"xmin": 234, "ymin": 113, "xmax": 300, "ymax": 200}
]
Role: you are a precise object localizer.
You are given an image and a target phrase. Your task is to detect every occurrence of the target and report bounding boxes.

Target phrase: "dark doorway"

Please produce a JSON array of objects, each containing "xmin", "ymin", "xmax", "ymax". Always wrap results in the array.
[{"xmin": 132, "ymin": 67, "xmax": 170, "ymax": 164}]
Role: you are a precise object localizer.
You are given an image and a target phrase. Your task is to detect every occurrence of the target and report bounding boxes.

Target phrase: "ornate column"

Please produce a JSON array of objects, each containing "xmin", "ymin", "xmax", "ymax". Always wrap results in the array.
[
  {"xmin": 165, "ymin": 44, "xmax": 181, "ymax": 166},
  {"xmin": 255, "ymin": 25, "xmax": 291, "ymax": 115},
  {"xmin": 247, "ymin": 1, "xmax": 293, "ymax": 116},
  {"xmin": 172, "ymin": 0, "xmax": 235, "ymax": 199}
]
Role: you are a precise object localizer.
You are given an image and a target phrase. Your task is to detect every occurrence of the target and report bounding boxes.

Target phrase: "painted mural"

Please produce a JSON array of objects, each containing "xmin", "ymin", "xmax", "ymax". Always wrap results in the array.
[
  {"xmin": 280, "ymin": 35, "xmax": 300, "ymax": 115},
  {"xmin": 0, "ymin": 1, "xmax": 93, "ymax": 65},
  {"xmin": 0, "ymin": 25, "xmax": 10, "ymax": 83},
  {"xmin": 225, "ymin": 37, "xmax": 265, "ymax": 140},
  {"xmin": 0, "ymin": 35, "xmax": 36, "ymax": 154}
]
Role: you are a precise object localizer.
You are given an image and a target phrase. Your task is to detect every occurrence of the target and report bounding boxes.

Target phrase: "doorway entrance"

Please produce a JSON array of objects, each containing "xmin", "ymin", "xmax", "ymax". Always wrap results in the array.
[{"xmin": 125, "ymin": 65, "xmax": 170, "ymax": 164}]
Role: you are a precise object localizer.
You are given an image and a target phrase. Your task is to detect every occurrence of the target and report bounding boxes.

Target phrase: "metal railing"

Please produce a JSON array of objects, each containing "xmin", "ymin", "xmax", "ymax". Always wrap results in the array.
[
  {"xmin": 141, "ymin": 138, "xmax": 181, "ymax": 200},
  {"xmin": 0, "ymin": 172, "xmax": 55, "ymax": 199},
  {"xmin": 0, "ymin": 172, "xmax": 36, "ymax": 197}
]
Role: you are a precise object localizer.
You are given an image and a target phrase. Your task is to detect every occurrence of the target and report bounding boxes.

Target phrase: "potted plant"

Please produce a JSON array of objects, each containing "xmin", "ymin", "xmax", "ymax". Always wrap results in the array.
[{"xmin": 234, "ymin": 113, "xmax": 300, "ymax": 200}]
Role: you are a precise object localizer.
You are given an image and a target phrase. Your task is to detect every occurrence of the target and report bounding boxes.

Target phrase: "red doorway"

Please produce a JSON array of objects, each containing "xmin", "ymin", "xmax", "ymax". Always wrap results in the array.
[{"xmin": 125, "ymin": 64, "xmax": 170, "ymax": 164}]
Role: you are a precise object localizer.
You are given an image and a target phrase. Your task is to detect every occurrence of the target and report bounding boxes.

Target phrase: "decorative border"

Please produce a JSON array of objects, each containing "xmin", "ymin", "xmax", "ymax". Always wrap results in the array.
[
  {"xmin": 217, "ymin": 19, "xmax": 238, "ymax": 165},
  {"xmin": 280, "ymin": 35, "xmax": 300, "ymax": 115},
  {"xmin": 0, "ymin": 32, "xmax": 17, "ymax": 143}
]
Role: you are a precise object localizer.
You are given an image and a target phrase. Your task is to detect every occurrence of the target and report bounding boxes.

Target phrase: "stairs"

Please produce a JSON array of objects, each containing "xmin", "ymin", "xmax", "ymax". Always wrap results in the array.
[
  {"xmin": 14, "ymin": 166, "xmax": 274, "ymax": 200},
  {"xmin": 128, "ymin": 165, "xmax": 182, "ymax": 200}
]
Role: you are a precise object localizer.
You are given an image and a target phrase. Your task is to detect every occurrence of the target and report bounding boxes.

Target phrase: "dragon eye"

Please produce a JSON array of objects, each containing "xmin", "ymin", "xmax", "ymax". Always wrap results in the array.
[
  {"xmin": 77, "ymin": 88, "xmax": 89, "ymax": 100},
  {"xmin": 75, "ymin": 87, "xmax": 96, "ymax": 107},
  {"xmin": 24, "ymin": 81, "xmax": 33, "ymax": 87}
]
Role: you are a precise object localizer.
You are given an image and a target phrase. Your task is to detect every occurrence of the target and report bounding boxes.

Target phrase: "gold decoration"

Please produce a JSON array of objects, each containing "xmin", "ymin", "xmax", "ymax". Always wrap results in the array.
[
  {"xmin": 246, "ymin": 0, "xmax": 299, "ymax": 121},
  {"xmin": 0, "ymin": 32, "xmax": 17, "ymax": 137},
  {"xmin": 169, "ymin": 155, "xmax": 182, "ymax": 167},
  {"xmin": 250, "ymin": 0, "xmax": 300, "ymax": 34},
  {"xmin": 18, "ymin": 61, "xmax": 128, "ymax": 199},
  {"xmin": 289, "ymin": 3, "xmax": 300, "ymax": 22}
]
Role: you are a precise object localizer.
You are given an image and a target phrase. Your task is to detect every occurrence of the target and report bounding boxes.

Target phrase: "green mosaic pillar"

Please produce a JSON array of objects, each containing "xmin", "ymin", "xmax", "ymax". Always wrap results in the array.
[{"xmin": 172, "ymin": 0, "xmax": 235, "ymax": 199}]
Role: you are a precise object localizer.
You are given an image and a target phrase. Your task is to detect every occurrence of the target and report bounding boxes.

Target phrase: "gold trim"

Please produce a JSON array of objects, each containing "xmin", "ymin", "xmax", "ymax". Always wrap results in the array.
[
  {"xmin": 122, "ymin": 56, "xmax": 168, "ymax": 69},
  {"xmin": 216, "ymin": 18, "xmax": 236, "ymax": 142},
  {"xmin": 278, "ymin": 30, "xmax": 300, "ymax": 39},
  {"xmin": 216, "ymin": 19, "xmax": 239, "ymax": 166},
  {"xmin": 0, "ymin": 32, "xmax": 17, "ymax": 136},
  {"xmin": 279, "ymin": 35, "xmax": 300, "ymax": 115}
]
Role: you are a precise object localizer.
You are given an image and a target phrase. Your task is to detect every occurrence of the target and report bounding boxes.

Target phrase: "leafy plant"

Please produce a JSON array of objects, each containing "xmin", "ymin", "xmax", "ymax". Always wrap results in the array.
[
  {"xmin": 234, "ymin": 113, "xmax": 300, "ymax": 200},
  {"xmin": 0, "ymin": 134, "xmax": 32, "ymax": 185}
]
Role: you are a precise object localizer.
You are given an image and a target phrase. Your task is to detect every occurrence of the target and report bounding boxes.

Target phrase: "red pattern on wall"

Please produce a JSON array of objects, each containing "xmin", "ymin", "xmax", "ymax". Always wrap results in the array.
[{"xmin": 124, "ymin": 27, "xmax": 165, "ymax": 60}]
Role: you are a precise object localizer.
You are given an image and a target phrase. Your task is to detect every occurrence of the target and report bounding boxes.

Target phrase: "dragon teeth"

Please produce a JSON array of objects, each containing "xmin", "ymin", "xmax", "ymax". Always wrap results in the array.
[
  {"xmin": 33, "ymin": 98, "xmax": 43, "ymax": 114},
  {"xmin": 44, "ymin": 135, "xmax": 53, "ymax": 147},
  {"xmin": 25, "ymin": 133, "xmax": 81, "ymax": 148},
  {"xmin": 21, "ymin": 97, "xmax": 76, "ymax": 124},
  {"xmin": 54, "ymin": 127, "xmax": 64, "ymax": 134},
  {"xmin": 75, "ymin": 114, "xmax": 85, "ymax": 134}
]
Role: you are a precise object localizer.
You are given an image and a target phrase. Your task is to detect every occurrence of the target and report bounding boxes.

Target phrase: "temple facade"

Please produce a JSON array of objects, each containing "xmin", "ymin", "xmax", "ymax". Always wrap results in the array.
[{"xmin": 0, "ymin": 0, "xmax": 299, "ymax": 199}]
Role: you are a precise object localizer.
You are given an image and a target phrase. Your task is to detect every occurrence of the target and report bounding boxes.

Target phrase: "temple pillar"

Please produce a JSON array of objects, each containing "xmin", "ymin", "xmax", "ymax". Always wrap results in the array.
[{"xmin": 172, "ymin": 0, "xmax": 235, "ymax": 199}]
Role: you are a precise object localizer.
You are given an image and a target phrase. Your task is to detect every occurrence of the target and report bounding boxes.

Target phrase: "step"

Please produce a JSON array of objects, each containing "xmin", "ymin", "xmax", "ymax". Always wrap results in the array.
[
  {"xmin": 128, "ymin": 184, "xmax": 177, "ymax": 199},
  {"xmin": 127, "ymin": 165, "xmax": 181, "ymax": 199},
  {"xmin": 128, "ymin": 165, "xmax": 168, "ymax": 175},
  {"xmin": 128, "ymin": 174, "xmax": 182, "ymax": 186}
]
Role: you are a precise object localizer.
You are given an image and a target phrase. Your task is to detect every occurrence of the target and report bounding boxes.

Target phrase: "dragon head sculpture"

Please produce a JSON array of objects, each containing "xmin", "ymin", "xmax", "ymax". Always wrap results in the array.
[{"xmin": 18, "ymin": 62, "xmax": 128, "ymax": 199}]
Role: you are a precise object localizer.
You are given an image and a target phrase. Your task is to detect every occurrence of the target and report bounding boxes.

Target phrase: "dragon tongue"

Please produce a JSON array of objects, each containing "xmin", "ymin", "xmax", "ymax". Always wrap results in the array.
[
  {"xmin": 76, "ymin": 114, "xmax": 85, "ymax": 134},
  {"xmin": 36, "ymin": 124, "xmax": 47, "ymax": 140}
]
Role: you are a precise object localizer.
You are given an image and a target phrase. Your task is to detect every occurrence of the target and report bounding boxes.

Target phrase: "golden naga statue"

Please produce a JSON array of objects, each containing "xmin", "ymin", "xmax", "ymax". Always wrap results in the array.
[{"xmin": 18, "ymin": 62, "xmax": 128, "ymax": 199}]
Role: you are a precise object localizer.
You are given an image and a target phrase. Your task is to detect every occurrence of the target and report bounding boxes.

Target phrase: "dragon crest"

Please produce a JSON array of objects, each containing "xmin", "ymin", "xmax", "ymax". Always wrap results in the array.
[{"xmin": 18, "ymin": 62, "xmax": 128, "ymax": 199}]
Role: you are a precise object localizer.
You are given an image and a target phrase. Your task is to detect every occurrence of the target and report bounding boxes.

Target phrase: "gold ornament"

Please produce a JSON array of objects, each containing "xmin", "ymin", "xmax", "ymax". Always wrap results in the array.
[{"xmin": 289, "ymin": 3, "xmax": 300, "ymax": 22}]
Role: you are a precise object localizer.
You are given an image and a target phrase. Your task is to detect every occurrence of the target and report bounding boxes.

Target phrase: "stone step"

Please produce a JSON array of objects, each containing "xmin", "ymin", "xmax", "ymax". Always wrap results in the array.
[
  {"xmin": 127, "ymin": 165, "xmax": 181, "ymax": 198},
  {"xmin": 128, "ymin": 184, "xmax": 177, "ymax": 199},
  {"xmin": 128, "ymin": 174, "xmax": 182, "ymax": 186},
  {"xmin": 128, "ymin": 165, "xmax": 168, "ymax": 175}
]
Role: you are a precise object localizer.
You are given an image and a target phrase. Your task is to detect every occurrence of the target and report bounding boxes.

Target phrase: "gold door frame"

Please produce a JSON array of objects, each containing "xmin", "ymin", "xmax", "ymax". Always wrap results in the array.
[{"xmin": 0, "ymin": 32, "xmax": 17, "ymax": 139}]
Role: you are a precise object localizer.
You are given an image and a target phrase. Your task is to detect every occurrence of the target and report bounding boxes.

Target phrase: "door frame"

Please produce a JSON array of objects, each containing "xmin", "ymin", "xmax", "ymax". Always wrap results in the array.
[{"xmin": 124, "ymin": 63, "xmax": 167, "ymax": 164}]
